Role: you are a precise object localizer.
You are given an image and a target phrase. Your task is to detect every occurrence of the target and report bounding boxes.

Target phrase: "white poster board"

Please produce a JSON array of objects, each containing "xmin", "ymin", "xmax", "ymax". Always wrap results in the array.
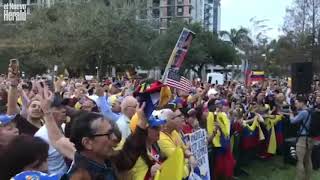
[
  {"xmin": 85, "ymin": 75, "xmax": 94, "ymax": 81},
  {"xmin": 184, "ymin": 129, "xmax": 210, "ymax": 180}
]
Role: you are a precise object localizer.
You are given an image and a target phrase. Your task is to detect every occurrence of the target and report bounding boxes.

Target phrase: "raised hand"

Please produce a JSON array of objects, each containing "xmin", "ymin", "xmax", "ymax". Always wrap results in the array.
[
  {"xmin": 7, "ymin": 65, "xmax": 20, "ymax": 87},
  {"xmin": 150, "ymin": 163, "xmax": 161, "ymax": 177},
  {"xmin": 136, "ymin": 101, "xmax": 146, "ymax": 120},
  {"xmin": 54, "ymin": 77, "xmax": 63, "ymax": 93},
  {"xmin": 39, "ymin": 83, "xmax": 53, "ymax": 114},
  {"xmin": 95, "ymin": 86, "xmax": 105, "ymax": 97}
]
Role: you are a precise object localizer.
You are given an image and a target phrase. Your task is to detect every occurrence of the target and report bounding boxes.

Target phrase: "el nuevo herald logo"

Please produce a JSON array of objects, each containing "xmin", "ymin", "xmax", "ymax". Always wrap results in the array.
[{"xmin": 3, "ymin": 3, "xmax": 27, "ymax": 22}]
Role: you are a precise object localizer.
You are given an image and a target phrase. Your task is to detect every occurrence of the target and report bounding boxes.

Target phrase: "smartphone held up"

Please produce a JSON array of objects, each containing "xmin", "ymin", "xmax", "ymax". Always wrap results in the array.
[{"xmin": 9, "ymin": 59, "xmax": 20, "ymax": 78}]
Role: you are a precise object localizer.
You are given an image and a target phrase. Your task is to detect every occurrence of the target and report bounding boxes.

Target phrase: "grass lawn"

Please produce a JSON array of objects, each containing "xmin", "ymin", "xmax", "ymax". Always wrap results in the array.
[{"xmin": 238, "ymin": 156, "xmax": 320, "ymax": 180}]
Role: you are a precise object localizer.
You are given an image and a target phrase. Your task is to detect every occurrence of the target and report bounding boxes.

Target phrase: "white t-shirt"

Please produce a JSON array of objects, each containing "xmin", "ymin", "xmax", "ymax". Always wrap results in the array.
[
  {"xmin": 34, "ymin": 126, "xmax": 68, "ymax": 175},
  {"xmin": 116, "ymin": 114, "xmax": 131, "ymax": 139}
]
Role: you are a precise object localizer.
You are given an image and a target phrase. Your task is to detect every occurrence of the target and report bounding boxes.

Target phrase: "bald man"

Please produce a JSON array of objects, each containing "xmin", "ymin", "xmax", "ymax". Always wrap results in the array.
[{"xmin": 116, "ymin": 96, "xmax": 138, "ymax": 139}]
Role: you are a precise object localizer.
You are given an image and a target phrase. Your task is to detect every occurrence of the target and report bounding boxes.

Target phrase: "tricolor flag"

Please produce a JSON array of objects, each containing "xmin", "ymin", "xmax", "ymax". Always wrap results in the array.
[
  {"xmin": 134, "ymin": 81, "xmax": 163, "ymax": 119},
  {"xmin": 164, "ymin": 69, "xmax": 191, "ymax": 93},
  {"xmin": 250, "ymin": 71, "xmax": 265, "ymax": 81}
]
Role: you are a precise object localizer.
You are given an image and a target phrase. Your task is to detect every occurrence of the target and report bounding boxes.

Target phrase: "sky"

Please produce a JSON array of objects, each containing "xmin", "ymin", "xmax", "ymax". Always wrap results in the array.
[{"xmin": 220, "ymin": 0, "xmax": 293, "ymax": 40}]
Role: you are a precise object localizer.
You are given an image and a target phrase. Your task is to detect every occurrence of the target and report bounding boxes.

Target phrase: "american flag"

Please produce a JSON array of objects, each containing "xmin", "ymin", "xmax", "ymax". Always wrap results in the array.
[{"xmin": 164, "ymin": 69, "xmax": 192, "ymax": 92}]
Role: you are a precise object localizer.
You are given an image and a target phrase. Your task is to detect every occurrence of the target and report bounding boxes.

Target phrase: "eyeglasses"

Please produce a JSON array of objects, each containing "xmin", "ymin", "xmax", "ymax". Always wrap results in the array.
[
  {"xmin": 126, "ymin": 105, "xmax": 137, "ymax": 109},
  {"xmin": 90, "ymin": 129, "xmax": 114, "ymax": 138},
  {"xmin": 173, "ymin": 114, "xmax": 184, "ymax": 119}
]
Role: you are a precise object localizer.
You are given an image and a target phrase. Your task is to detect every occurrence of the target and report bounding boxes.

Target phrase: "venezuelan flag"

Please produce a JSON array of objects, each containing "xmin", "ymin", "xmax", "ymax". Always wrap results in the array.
[
  {"xmin": 250, "ymin": 71, "xmax": 265, "ymax": 81},
  {"xmin": 275, "ymin": 120, "xmax": 284, "ymax": 146},
  {"xmin": 241, "ymin": 127, "xmax": 260, "ymax": 150},
  {"xmin": 215, "ymin": 133, "xmax": 236, "ymax": 178}
]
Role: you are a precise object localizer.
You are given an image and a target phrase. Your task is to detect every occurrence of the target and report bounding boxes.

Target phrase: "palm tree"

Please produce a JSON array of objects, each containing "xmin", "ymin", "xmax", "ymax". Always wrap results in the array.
[
  {"xmin": 219, "ymin": 28, "xmax": 252, "ymax": 78},
  {"xmin": 219, "ymin": 28, "xmax": 252, "ymax": 49}
]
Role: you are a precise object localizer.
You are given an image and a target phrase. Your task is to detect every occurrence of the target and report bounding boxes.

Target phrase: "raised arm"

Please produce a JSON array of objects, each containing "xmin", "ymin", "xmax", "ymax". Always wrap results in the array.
[
  {"xmin": 95, "ymin": 87, "xmax": 120, "ymax": 122},
  {"xmin": 6, "ymin": 63, "xmax": 19, "ymax": 115},
  {"xmin": 19, "ymin": 87, "xmax": 30, "ymax": 118},
  {"xmin": 40, "ymin": 84, "xmax": 76, "ymax": 160}
]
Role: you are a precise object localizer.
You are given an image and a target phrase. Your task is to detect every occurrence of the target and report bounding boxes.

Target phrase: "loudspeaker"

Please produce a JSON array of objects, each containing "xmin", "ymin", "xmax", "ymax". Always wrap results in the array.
[{"xmin": 291, "ymin": 62, "xmax": 313, "ymax": 94}]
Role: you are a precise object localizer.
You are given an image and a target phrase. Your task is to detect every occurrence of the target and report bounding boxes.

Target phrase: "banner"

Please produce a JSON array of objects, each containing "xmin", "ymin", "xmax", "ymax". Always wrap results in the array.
[
  {"xmin": 184, "ymin": 129, "xmax": 210, "ymax": 180},
  {"xmin": 162, "ymin": 28, "xmax": 195, "ymax": 82}
]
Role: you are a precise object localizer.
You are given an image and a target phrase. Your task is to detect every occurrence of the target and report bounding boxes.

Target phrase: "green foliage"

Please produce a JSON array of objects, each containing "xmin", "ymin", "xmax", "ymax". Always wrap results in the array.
[
  {"xmin": 1, "ymin": 1, "xmax": 239, "ymax": 77},
  {"xmin": 8, "ymin": 1, "xmax": 156, "ymax": 76}
]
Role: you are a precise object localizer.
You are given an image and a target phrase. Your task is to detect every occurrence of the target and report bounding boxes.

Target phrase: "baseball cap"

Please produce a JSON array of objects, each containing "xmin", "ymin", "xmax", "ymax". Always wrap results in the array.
[
  {"xmin": 107, "ymin": 95, "xmax": 123, "ymax": 106},
  {"xmin": 112, "ymin": 81, "xmax": 123, "ymax": 89},
  {"xmin": 215, "ymin": 99, "xmax": 229, "ymax": 106},
  {"xmin": 207, "ymin": 88, "xmax": 218, "ymax": 96},
  {"xmin": 11, "ymin": 171, "xmax": 61, "ymax": 180},
  {"xmin": 148, "ymin": 110, "xmax": 167, "ymax": 128},
  {"xmin": 51, "ymin": 93, "xmax": 68, "ymax": 108},
  {"xmin": 0, "ymin": 114, "xmax": 16, "ymax": 126}
]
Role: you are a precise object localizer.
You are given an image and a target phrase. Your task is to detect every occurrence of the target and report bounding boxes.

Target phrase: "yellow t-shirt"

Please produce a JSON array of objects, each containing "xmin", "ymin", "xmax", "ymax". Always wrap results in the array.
[
  {"xmin": 158, "ymin": 131, "xmax": 189, "ymax": 178},
  {"xmin": 206, "ymin": 112, "xmax": 230, "ymax": 147}
]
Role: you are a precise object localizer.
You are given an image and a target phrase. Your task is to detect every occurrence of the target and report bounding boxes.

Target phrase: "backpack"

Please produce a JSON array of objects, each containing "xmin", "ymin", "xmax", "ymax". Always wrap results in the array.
[
  {"xmin": 301, "ymin": 109, "xmax": 320, "ymax": 137},
  {"xmin": 309, "ymin": 108, "xmax": 320, "ymax": 137}
]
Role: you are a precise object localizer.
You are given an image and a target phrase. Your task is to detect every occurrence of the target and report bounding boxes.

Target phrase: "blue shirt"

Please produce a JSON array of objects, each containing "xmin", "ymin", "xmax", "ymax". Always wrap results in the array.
[
  {"xmin": 290, "ymin": 109, "xmax": 311, "ymax": 136},
  {"xmin": 96, "ymin": 96, "xmax": 121, "ymax": 122}
]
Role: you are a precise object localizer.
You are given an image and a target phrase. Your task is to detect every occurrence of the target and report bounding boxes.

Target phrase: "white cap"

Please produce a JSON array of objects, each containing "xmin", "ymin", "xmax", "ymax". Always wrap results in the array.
[
  {"xmin": 157, "ymin": 109, "xmax": 173, "ymax": 120},
  {"xmin": 207, "ymin": 88, "xmax": 218, "ymax": 96}
]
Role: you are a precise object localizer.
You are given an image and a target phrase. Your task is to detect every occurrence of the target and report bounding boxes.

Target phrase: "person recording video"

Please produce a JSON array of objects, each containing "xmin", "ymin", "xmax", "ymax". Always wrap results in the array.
[{"xmin": 288, "ymin": 95, "xmax": 314, "ymax": 180}]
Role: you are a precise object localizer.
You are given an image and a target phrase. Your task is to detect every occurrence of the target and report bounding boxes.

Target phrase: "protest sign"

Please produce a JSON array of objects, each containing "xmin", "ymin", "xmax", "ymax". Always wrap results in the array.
[
  {"xmin": 85, "ymin": 75, "xmax": 94, "ymax": 81},
  {"xmin": 184, "ymin": 129, "xmax": 210, "ymax": 180},
  {"xmin": 162, "ymin": 28, "xmax": 195, "ymax": 82}
]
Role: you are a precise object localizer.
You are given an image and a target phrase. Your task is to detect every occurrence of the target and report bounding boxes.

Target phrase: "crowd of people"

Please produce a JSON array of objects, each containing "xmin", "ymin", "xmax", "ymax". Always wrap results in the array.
[{"xmin": 0, "ymin": 60, "xmax": 319, "ymax": 180}]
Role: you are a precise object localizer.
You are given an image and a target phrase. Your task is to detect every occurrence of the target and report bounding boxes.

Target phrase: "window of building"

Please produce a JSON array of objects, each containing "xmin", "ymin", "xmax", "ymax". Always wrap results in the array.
[
  {"xmin": 167, "ymin": 0, "xmax": 174, "ymax": 6},
  {"xmin": 152, "ymin": 9, "xmax": 160, "ymax": 18},
  {"xmin": 3, "ymin": 0, "xmax": 9, "ymax": 4},
  {"xmin": 177, "ymin": 0, "xmax": 183, "ymax": 4},
  {"xmin": 153, "ymin": 0, "xmax": 159, "ymax": 7},
  {"xmin": 21, "ymin": 0, "xmax": 27, "ymax": 4},
  {"xmin": 167, "ymin": 6, "xmax": 175, "ymax": 16},
  {"xmin": 177, "ymin": 6, "xmax": 183, "ymax": 16},
  {"xmin": 167, "ymin": 17, "xmax": 172, "ymax": 26},
  {"xmin": 30, "ymin": 0, "xmax": 37, "ymax": 3},
  {"xmin": 160, "ymin": 18, "xmax": 167, "ymax": 27}
]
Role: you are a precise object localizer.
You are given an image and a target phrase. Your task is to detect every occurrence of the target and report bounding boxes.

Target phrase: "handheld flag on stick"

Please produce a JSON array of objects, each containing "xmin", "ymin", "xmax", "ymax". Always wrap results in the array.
[{"xmin": 163, "ymin": 68, "xmax": 191, "ymax": 93}]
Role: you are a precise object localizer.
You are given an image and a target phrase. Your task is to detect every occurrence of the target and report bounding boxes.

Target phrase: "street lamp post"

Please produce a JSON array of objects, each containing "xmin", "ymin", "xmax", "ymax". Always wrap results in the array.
[
  {"xmin": 261, "ymin": 53, "xmax": 266, "ymax": 70},
  {"xmin": 96, "ymin": 66, "xmax": 99, "ymax": 81}
]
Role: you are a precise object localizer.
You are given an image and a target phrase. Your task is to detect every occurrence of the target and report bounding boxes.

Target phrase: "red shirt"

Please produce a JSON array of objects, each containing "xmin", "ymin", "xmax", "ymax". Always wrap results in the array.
[{"xmin": 182, "ymin": 122, "xmax": 193, "ymax": 134}]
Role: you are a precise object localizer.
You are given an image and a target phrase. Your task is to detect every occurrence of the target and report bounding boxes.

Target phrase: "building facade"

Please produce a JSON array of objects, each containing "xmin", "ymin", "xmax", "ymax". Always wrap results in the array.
[
  {"xmin": 190, "ymin": 0, "xmax": 220, "ymax": 32},
  {"xmin": 147, "ymin": 0, "xmax": 192, "ymax": 33},
  {"xmin": 147, "ymin": 0, "xmax": 220, "ymax": 33}
]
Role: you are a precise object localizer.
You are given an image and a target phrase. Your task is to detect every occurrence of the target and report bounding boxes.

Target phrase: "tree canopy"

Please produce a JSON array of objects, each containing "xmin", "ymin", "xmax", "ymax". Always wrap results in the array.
[{"xmin": 0, "ymin": 1, "xmax": 239, "ymax": 78}]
